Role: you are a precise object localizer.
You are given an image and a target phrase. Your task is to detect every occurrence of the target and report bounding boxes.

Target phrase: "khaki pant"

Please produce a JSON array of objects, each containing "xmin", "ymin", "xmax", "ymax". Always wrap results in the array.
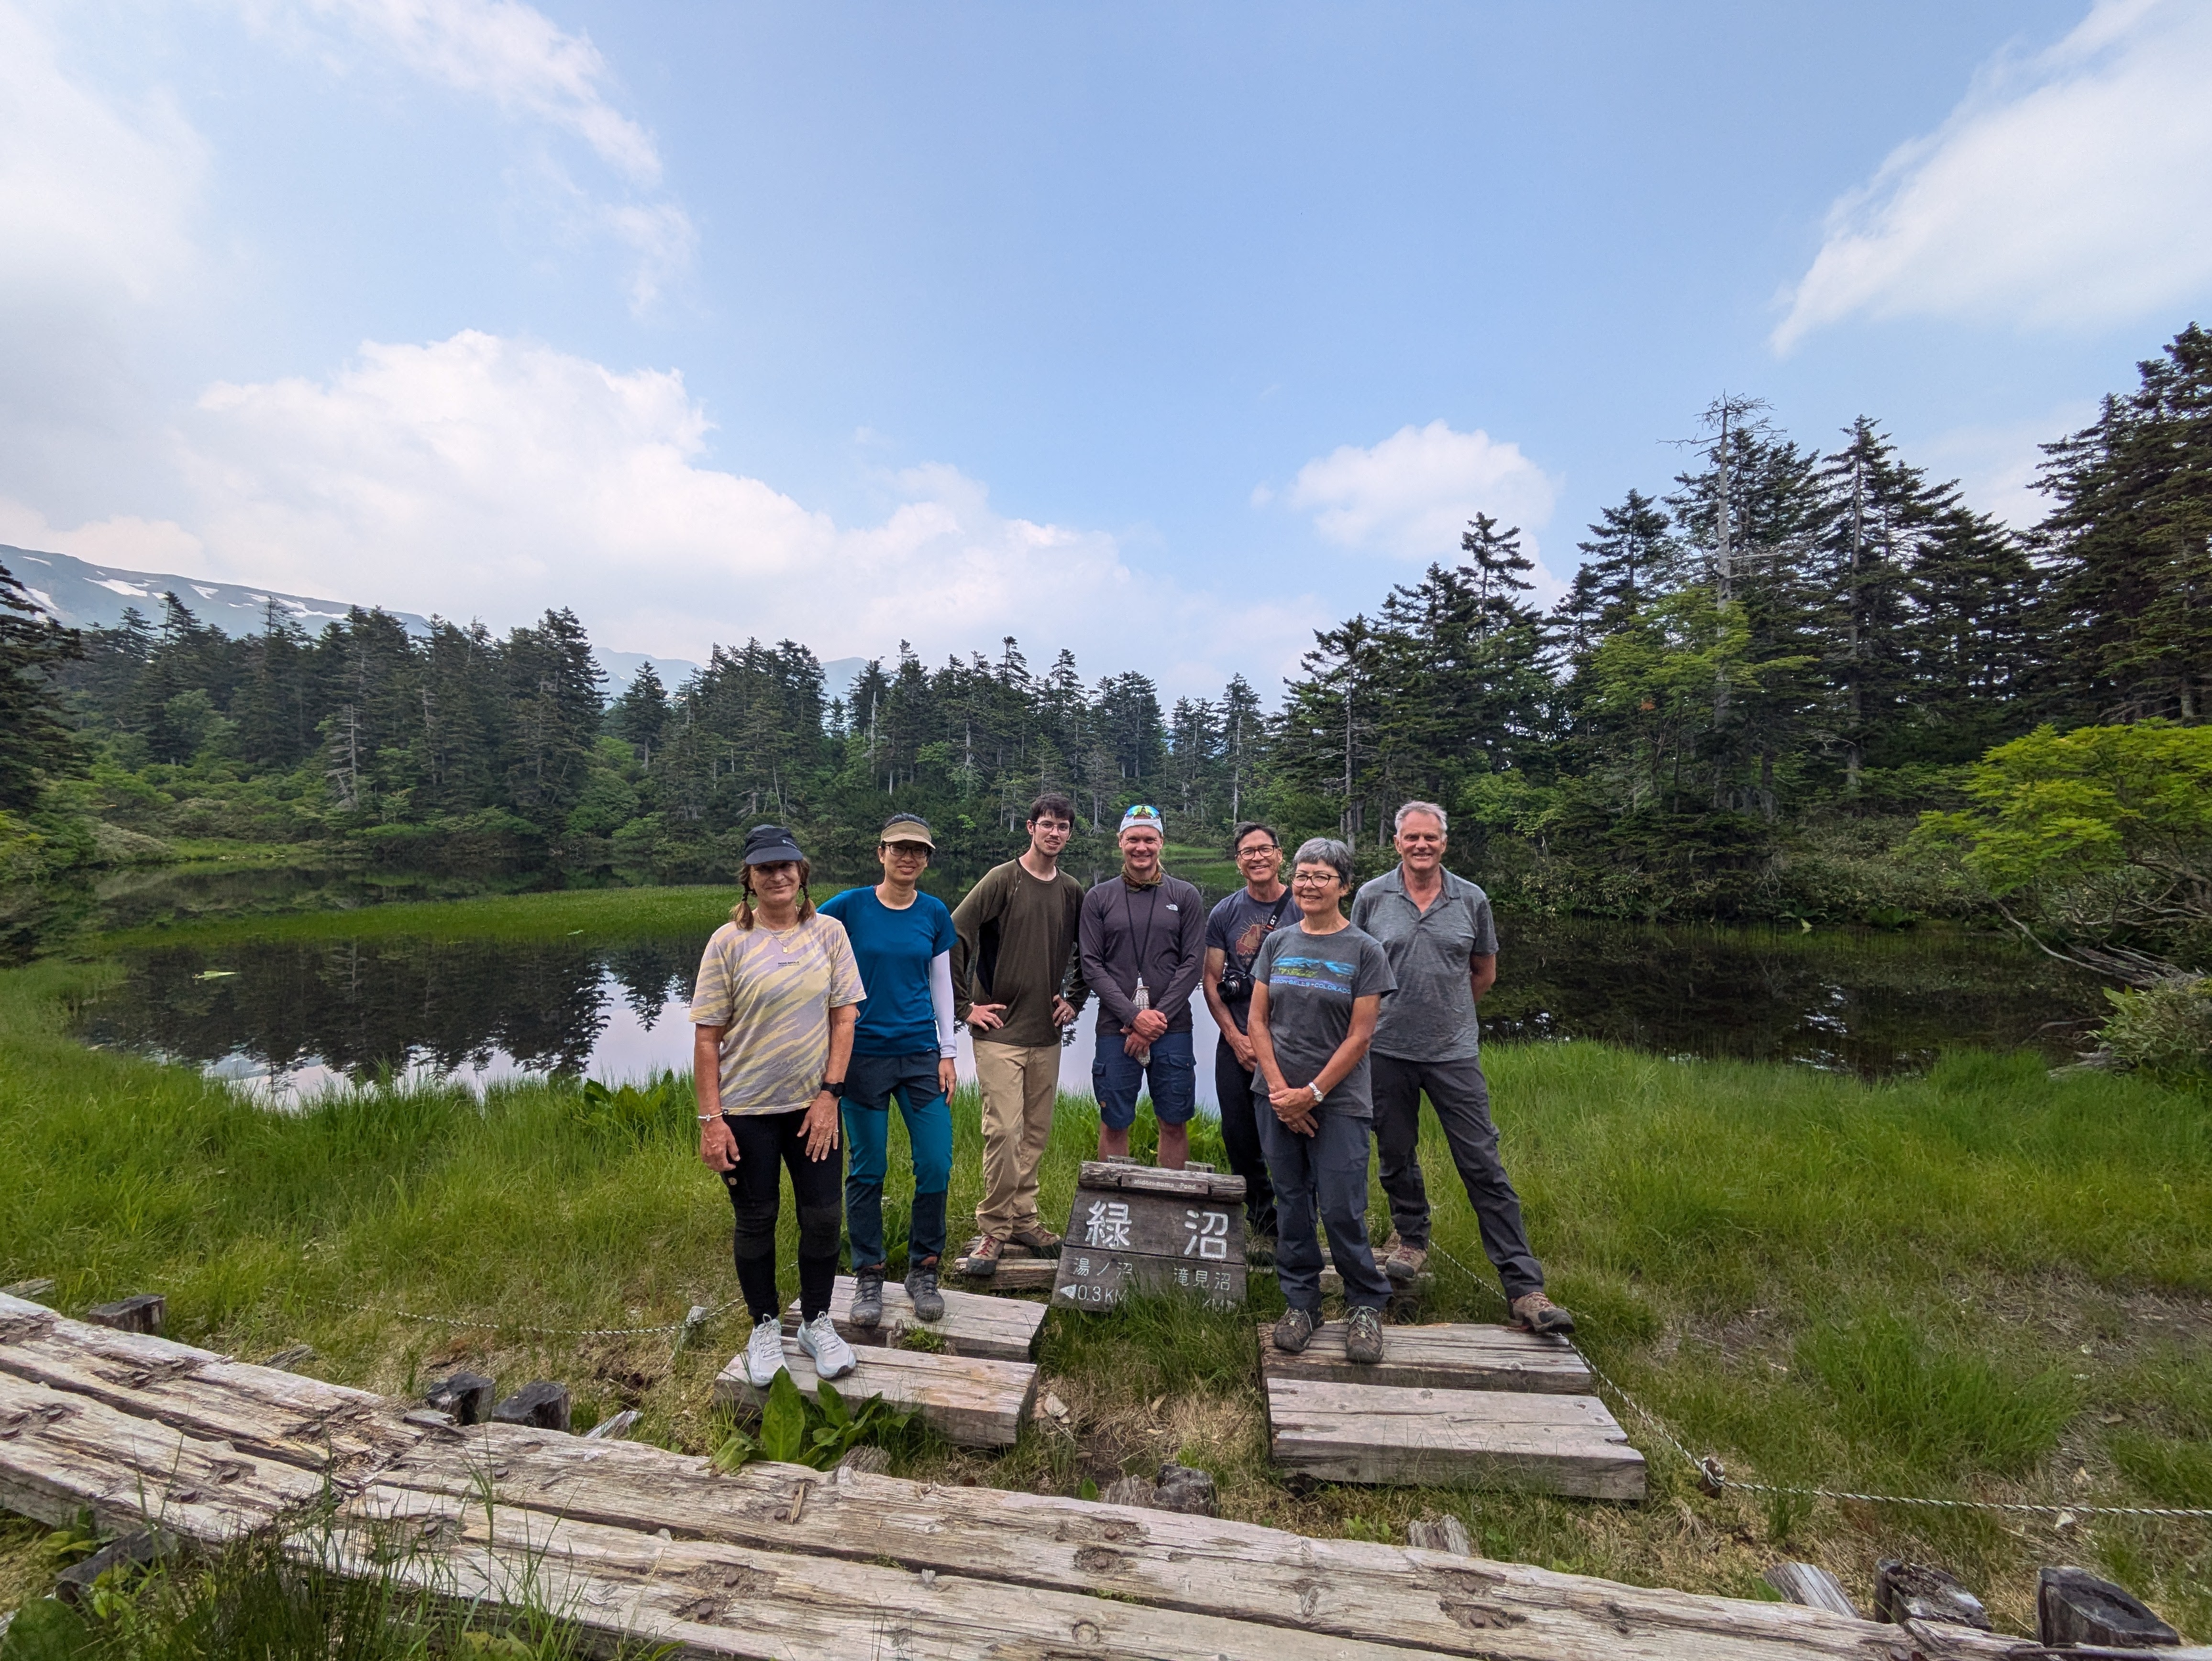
[{"xmin": 973, "ymin": 1041, "xmax": 1062, "ymax": 1240}]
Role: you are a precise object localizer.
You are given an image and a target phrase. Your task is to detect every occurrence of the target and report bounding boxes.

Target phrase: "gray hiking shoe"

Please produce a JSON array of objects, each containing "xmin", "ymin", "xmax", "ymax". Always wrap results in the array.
[
  {"xmin": 1510, "ymin": 1291, "xmax": 1576, "ymax": 1336},
  {"xmin": 1383, "ymin": 1240, "xmax": 1429, "ymax": 1284},
  {"xmin": 1273, "ymin": 1306, "xmax": 1316, "ymax": 1354},
  {"xmin": 850, "ymin": 1269, "xmax": 885, "ymax": 1330},
  {"xmin": 1345, "ymin": 1304, "xmax": 1385, "ymax": 1364},
  {"xmin": 905, "ymin": 1260, "xmax": 945, "ymax": 1323}
]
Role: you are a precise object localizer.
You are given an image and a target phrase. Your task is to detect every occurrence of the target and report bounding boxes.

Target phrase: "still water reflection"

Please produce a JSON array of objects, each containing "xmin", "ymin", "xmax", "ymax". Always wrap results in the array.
[{"xmin": 77, "ymin": 918, "xmax": 2108, "ymax": 1105}]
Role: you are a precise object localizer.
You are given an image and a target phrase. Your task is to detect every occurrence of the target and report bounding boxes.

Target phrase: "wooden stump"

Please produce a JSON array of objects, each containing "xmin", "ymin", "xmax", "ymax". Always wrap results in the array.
[
  {"xmin": 2037, "ymin": 1565, "xmax": 2180, "ymax": 1648},
  {"xmin": 424, "ymin": 1371, "xmax": 494, "ymax": 1426},
  {"xmin": 1406, "ymin": 1515, "xmax": 1471, "ymax": 1555},
  {"xmin": 1874, "ymin": 1560, "xmax": 1989, "ymax": 1630},
  {"xmin": 85, "ymin": 1295, "xmax": 164, "ymax": 1336},
  {"xmin": 1051, "ymin": 1162, "xmax": 1248, "ymax": 1311},
  {"xmin": 490, "ymin": 1381, "xmax": 571, "ymax": 1433}
]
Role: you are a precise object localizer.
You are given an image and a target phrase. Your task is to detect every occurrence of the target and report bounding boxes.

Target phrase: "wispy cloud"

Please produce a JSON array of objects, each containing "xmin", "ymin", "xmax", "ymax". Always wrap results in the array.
[
  {"xmin": 1774, "ymin": 0, "xmax": 2212, "ymax": 351},
  {"xmin": 1279, "ymin": 420, "xmax": 1560, "ymax": 585},
  {"xmin": 243, "ymin": 0, "xmax": 693, "ymax": 310}
]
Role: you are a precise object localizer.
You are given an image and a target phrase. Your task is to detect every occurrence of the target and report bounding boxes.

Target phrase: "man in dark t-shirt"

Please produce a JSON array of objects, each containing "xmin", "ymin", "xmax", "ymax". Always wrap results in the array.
[{"xmin": 1201, "ymin": 820, "xmax": 1291, "ymax": 1254}]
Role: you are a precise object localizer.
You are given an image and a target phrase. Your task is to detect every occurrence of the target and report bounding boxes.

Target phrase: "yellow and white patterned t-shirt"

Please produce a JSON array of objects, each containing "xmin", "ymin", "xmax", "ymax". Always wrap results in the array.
[{"xmin": 688, "ymin": 915, "xmax": 865, "ymax": 1116}]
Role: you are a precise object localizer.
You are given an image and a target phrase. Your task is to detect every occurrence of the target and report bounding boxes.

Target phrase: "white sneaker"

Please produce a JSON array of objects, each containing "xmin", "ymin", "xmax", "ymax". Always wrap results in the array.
[
  {"xmin": 742, "ymin": 1320, "xmax": 787, "ymax": 1388},
  {"xmin": 796, "ymin": 1312, "xmax": 857, "ymax": 1380}
]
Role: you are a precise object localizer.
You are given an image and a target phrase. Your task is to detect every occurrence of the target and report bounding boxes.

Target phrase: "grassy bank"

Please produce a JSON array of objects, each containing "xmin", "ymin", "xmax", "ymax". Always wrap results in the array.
[{"xmin": 1, "ymin": 954, "xmax": 2207, "ymax": 1637}]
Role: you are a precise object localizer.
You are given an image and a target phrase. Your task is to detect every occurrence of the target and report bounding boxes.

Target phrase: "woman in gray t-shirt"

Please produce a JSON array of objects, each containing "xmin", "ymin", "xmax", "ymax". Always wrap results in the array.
[{"xmin": 1247, "ymin": 837, "xmax": 1396, "ymax": 1363}]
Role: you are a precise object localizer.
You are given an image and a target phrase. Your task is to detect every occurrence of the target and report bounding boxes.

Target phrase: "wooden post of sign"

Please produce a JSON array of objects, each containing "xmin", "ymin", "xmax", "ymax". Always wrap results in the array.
[{"xmin": 1051, "ymin": 1162, "xmax": 1248, "ymax": 1310}]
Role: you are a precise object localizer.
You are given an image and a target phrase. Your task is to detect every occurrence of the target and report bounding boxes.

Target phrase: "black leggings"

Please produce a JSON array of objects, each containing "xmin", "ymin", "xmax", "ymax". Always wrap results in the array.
[{"xmin": 719, "ymin": 1110, "xmax": 842, "ymax": 1322}]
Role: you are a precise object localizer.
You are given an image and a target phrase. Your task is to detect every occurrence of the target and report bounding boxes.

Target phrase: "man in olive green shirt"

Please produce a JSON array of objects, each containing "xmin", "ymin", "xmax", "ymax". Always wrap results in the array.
[{"xmin": 950, "ymin": 793, "xmax": 1088, "ymax": 1273}]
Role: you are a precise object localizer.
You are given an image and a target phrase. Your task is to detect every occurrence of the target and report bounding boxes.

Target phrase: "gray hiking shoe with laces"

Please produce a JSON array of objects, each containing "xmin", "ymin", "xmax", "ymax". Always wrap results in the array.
[
  {"xmin": 850, "ymin": 1269, "xmax": 885, "ymax": 1330},
  {"xmin": 1346, "ymin": 1304, "xmax": 1386, "ymax": 1364},
  {"xmin": 1273, "ymin": 1306, "xmax": 1316, "ymax": 1354},
  {"xmin": 905, "ymin": 1260, "xmax": 944, "ymax": 1323}
]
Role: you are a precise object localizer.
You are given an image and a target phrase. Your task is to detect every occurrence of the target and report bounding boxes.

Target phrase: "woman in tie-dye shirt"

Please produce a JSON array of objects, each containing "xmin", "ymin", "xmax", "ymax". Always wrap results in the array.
[{"xmin": 691, "ymin": 824, "xmax": 865, "ymax": 1389}]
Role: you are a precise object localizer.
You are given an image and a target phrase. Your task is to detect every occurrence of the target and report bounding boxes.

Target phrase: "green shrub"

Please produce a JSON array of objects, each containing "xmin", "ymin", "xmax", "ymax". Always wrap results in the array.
[{"xmin": 2098, "ymin": 976, "xmax": 2212, "ymax": 1085}]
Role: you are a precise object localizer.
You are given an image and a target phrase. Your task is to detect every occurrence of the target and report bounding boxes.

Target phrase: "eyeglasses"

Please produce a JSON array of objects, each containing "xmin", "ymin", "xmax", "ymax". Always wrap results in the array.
[
  {"xmin": 1290, "ymin": 873, "xmax": 1339, "ymax": 889},
  {"xmin": 882, "ymin": 842, "xmax": 931, "ymax": 858},
  {"xmin": 1236, "ymin": 843, "xmax": 1279, "ymax": 858}
]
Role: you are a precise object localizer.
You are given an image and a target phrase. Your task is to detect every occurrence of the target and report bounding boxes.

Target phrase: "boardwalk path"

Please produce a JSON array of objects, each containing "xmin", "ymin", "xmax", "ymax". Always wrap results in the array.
[{"xmin": 0, "ymin": 1293, "xmax": 2009, "ymax": 1660}]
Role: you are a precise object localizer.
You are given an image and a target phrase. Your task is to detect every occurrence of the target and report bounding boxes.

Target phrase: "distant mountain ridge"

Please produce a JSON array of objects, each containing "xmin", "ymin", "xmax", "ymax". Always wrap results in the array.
[{"xmin": 2, "ymin": 544, "xmax": 868, "ymax": 705}]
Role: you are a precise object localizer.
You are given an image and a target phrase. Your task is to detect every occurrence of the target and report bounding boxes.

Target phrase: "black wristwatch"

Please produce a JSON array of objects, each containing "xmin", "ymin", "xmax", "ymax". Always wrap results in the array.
[{"xmin": 820, "ymin": 1080, "xmax": 845, "ymax": 1100}]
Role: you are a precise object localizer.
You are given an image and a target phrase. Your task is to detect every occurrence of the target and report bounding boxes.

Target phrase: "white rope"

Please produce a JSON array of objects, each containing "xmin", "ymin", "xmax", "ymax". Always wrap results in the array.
[
  {"xmin": 304, "ymin": 1293, "xmax": 742, "ymax": 1339},
  {"xmin": 1422, "ymin": 1241, "xmax": 2212, "ymax": 1522}
]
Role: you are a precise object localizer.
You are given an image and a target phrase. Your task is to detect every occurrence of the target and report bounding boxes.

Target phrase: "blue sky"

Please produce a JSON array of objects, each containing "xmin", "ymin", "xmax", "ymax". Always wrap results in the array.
[{"xmin": 3, "ymin": 0, "xmax": 2209, "ymax": 696}]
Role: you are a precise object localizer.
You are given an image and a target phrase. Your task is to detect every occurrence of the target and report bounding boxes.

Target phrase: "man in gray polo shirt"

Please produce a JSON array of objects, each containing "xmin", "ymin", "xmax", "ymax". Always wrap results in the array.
[{"xmin": 1350, "ymin": 800, "xmax": 1573, "ymax": 1335}]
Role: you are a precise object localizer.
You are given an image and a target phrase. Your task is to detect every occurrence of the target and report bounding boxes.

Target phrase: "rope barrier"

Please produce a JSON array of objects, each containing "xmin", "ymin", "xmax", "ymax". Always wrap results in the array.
[
  {"xmin": 1421, "ymin": 1242, "xmax": 2212, "ymax": 1523},
  {"xmin": 303, "ymin": 1293, "xmax": 744, "ymax": 1340}
]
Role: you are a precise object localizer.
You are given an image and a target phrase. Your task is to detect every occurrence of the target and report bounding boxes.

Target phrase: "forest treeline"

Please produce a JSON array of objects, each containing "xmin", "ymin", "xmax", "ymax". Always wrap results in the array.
[{"xmin": 3, "ymin": 324, "xmax": 2206, "ymax": 922}]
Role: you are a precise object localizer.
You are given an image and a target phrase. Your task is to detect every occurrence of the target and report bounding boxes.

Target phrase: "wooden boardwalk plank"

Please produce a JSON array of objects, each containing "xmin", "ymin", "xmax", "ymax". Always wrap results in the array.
[
  {"xmin": 376, "ymin": 1423, "xmax": 1904, "ymax": 1661},
  {"xmin": 1075, "ymin": 1160, "xmax": 1247, "ymax": 1200},
  {"xmin": 781, "ymin": 1275, "xmax": 1045, "ymax": 1361},
  {"xmin": 0, "ymin": 1302, "xmax": 1971, "ymax": 1660},
  {"xmin": 713, "ymin": 1338, "xmax": 1036, "ymax": 1447},
  {"xmin": 0, "ymin": 1369, "xmax": 325, "ymax": 1538},
  {"xmin": 343, "ymin": 1481, "xmax": 1455, "ymax": 1661},
  {"xmin": 0, "ymin": 1294, "xmax": 414, "ymax": 1477},
  {"xmin": 1268, "ymin": 1377, "xmax": 1648, "ymax": 1499},
  {"xmin": 1259, "ymin": 1320, "xmax": 1593, "ymax": 1395}
]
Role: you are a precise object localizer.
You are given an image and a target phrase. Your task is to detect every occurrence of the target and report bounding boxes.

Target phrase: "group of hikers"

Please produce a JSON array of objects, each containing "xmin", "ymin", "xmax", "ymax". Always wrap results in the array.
[{"xmin": 687, "ymin": 794, "xmax": 1572, "ymax": 1390}]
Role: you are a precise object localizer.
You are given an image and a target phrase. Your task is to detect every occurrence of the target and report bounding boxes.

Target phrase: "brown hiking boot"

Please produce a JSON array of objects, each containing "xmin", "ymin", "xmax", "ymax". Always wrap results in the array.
[
  {"xmin": 964, "ymin": 1235, "xmax": 1003, "ymax": 1278},
  {"xmin": 1383, "ymin": 1240, "xmax": 1428, "ymax": 1284},
  {"xmin": 1272, "ymin": 1306, "xmax": 1316, "ymax": 1354},
  {"xmin": 1006, "ymin": 1222, "xmax": 1062, "ymax": 1257},
  {"xmin": 1345, "ymin": 1305, "xmax": 1386, "ymax": 1363},
  {"xmin": 1510, "ymin": 1291, "xmax": 1576, "ymax": 1336}
]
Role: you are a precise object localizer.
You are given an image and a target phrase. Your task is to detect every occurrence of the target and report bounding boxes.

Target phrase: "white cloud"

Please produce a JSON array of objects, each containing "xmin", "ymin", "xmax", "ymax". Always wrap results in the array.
[
  {"xmin": 1774, "ymin": 0, "xmax": 2212, "ymax": 351},
  {"xmin": 1281, "ymin": 419, "xmax": 1560, "ymax": 578},
  {"xmin": 135, "ymin": 330, "xmax": 1323, "ymax": 691}
]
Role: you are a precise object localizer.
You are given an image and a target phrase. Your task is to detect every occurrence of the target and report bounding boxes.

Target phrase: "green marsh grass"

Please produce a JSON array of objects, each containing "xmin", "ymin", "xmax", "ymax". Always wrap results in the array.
[{"xmin": 3, "ymin": 897, "xmax": 2209, "ymax": 1636}]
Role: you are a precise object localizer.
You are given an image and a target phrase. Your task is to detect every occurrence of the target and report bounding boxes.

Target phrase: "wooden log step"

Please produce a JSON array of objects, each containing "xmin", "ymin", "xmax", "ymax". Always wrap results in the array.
[
  {"xmin": 1266, "ymin": 1376, "xmax": 1647, "ymax": 1499},
  {"xmin": 343, "ymin": 1480, "xmax": 1444, "ymax": 1661},
  {"xmin": 1259, "ymin": 1320, "xmax": 1591, "ymax": 1394},
  {"xmin": 781, "ymin": 1274, "xmax": 1046, "ymax": 1361},
  {"xmin": 712, "ymin": 1338, "xmax": 1036, "ymax": 1447},
  {"xmin": 373, "ymin": 1424, "xmax": 1912, "ymax": 1660},
  {"xmin": 1076, "ymin": 1159, "xmax": 1246, "ymax": 1200},
  {"xmin": 0, "ymin": 1292, "xmax": 417, "ymax": 1476}
]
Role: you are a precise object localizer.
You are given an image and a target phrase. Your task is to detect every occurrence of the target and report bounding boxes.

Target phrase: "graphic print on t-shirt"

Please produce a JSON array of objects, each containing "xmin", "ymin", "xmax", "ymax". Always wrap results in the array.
[{"xmin": 1266, "ymin": 951, "xmax": 1357, "ymax": 996}]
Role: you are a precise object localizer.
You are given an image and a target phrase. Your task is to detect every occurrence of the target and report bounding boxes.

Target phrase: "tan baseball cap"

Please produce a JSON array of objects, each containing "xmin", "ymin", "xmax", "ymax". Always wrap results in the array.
[{"xmin": 880, "ymin": 814, "xmax": 935, "ymax": 849}]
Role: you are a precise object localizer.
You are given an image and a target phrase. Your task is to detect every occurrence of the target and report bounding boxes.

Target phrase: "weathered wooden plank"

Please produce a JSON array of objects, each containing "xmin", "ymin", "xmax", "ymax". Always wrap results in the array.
[
  {"xmin": 1051, "ymin": 1248, "xmax": 1246, "ymax": 1308},
  {"xmin": 0, "ymin": 1294, "xmax": 415, "ymax": 1476},
  {"xmin": 0, "ymin": 1369, "xmax": 323, "ymax": 1539},
  {"xmin": 1259, "ymin": 1321, "xmax": 1592, "ymax": 1395},
  {"xmin": 1766, "ymin": 1562, "xmax": 1859, "ymax": 1619},
  {"xmin": 781, "ymin": 1275, "xmax": 1046, "ymax": 1361},
  {"xmin": 1064, "ymin": 1188, "xmax": 1245, "ymax": 1261},
  {"xmin": 342, "ymin": 1481, "xmax": 1449, "ymax": 1661},
  {"xmin": 712, "ymin": 1339, "xmax": 1035, "ymax": 1448},
  {"xmin": 1267, "ymin": 1377, "xmax": 1648, "ymax": 1499},
  {"xmin": 1075, "ymin": 1160, "xmax": 1247, "ymax": 1200},
  {"xmin": 952, "ymin": 1256, "xmax": 1059, "ymax": 1289},
  {"xmin": 375, "ymin": 1423, "xmax": 1913, "ymax": 1661}
]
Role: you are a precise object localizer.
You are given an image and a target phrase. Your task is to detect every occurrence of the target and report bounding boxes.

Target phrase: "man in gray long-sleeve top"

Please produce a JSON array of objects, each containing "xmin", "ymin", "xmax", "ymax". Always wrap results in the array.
[{"xmin": 1079, "ymin": 804, "xmax": 1207, "ymax": 1169}]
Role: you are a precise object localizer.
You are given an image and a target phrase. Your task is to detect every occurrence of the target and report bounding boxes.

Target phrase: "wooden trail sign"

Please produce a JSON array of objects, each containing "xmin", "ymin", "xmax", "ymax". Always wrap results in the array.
[{"xmin": 1051, "ymin": 1161, "xmax": 1248, "ymax": 1310}]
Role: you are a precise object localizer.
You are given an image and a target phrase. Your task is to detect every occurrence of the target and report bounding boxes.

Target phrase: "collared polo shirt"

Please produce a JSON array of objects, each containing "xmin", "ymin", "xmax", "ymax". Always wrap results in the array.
[{"xmin": 1349, "ymin": 865, "xmax": 1500, "ymax": 1063}]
